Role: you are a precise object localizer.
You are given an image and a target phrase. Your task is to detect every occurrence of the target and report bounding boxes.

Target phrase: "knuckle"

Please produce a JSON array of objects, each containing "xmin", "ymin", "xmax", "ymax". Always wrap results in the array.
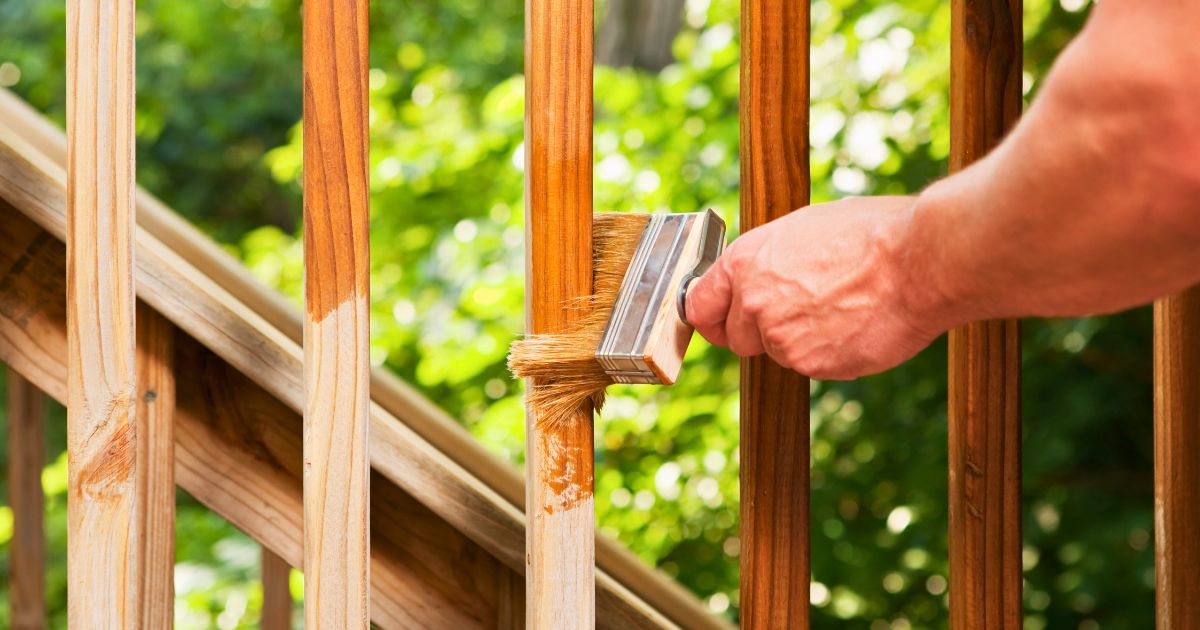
[
  {"xmin": 763, "ymin": 325, "xmax": 790, "ymax": 350},
  {"xmin": 740, "ymin": 293, "xmax": 768, "ymax": 317},
  {"xmin": 783, "ymin": 349, "xmax": 811, "ymax": 374}
]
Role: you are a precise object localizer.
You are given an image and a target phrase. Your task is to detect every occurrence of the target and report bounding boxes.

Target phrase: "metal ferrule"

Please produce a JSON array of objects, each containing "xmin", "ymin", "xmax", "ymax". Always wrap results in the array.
[{"xmin": 596, "ymin": 210, "xmax": 726, "ymax": 384}]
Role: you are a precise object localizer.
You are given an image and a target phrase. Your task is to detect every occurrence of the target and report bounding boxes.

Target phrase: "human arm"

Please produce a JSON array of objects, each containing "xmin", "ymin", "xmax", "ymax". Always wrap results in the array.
[{"xmin": 685, "ymin": 0, "xmax": 1200, "ymax": 380}]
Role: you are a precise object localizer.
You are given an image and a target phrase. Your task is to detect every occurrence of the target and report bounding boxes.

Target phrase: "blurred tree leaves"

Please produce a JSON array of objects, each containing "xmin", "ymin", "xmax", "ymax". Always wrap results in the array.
[{"xmin": 0, "ymin": 0, "xmax": 1157, "ymax": 627}]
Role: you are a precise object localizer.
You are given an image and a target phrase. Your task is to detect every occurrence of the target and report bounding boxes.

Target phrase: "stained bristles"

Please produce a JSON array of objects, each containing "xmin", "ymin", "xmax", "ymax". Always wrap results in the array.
[{"xmin": 507, "ymin": 213, "xmax": 649, "ymax": 431}]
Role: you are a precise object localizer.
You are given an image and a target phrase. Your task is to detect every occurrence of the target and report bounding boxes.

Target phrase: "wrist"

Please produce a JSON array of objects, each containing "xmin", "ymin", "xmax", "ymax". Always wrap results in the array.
[{"xmin": 888, "ymin": 186, "xmax": 970, "ymax": 336}]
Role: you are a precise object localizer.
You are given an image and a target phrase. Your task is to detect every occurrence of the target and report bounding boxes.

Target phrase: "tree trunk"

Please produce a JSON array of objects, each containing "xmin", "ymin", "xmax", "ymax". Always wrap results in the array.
[{"xmin": 596, "ymin": 0, "xmax": 685, "ymax": 72}]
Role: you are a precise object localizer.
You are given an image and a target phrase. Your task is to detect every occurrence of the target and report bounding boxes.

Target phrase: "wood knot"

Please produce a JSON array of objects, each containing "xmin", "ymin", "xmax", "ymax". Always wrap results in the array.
[
  {"xmin": 76, "ymin": 421, "xmax": 136, "ymax": 503},
  {"xmin": 965, "ymin": 460, "xmax": 984, "ymax": 477}
]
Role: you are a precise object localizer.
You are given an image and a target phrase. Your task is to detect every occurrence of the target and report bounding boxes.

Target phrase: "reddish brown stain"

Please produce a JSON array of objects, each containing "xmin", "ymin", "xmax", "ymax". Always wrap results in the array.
[
  {"xmin": 946, "ymin": 2, "xmax": 1024, "ymax": 628},
  {"xmin": 739, "ymin": 2, "xmax": 813, "ymax": 627},
  {"xmin": 302, "ymin": 0, "xmax": 369, "ymax": 322},
  {"xmin": 539, "ymin": 422, "xmax": 594, "ymax": 515}
]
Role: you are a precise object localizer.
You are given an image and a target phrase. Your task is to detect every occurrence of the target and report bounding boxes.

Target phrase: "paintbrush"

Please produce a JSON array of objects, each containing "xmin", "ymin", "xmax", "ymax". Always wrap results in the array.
[{"xmin": 509, "ymin": 210, "xmax": 726, "ymax": 429}]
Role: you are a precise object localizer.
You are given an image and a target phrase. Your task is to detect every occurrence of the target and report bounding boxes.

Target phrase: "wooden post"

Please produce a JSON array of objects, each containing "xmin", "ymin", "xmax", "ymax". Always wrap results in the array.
[
  {"xmin": 261, "ymin": 546, "xmax": 294, "ymax": 630},
  {"xmin": 65, "ymin": 0, "xmax": 141, "ymax": 626},
  {"xmin": 135, "ymin": 304, "xmax": 175, "ymax": 628},
  {"xmin": 302, "ymin": 0, "xmax": 371, "ymax": 626},
  {"xmin": 1154, "ymin": 288, "xmax": 1200, "ymax": 628},
  {"xmin": 524, "ymin": 0, "xmax": 596, "ymax": 626},
  {"xmin": 8, "ymin": 370, "xmax": 45, "ymax": 630},
  {"xmin": 946, "ymin": 2, "xmax": 1023, "ymax": 628},
  {"xmin": 739, "ymin": 1, "xmax": 811, "ymax": 627}
]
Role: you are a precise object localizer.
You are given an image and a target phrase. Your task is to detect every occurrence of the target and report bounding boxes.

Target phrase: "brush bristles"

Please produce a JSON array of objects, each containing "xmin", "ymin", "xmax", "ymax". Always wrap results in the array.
[{"xmin": 508, "ymin": 213, "xmax": 650, "ymax": 431}]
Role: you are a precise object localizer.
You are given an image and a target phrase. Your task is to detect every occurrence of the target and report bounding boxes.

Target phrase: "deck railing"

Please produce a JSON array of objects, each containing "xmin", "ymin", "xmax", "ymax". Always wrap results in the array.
[{"xmin": 1, "ymin": 0, "xmax": 1197, "ymax": 628}]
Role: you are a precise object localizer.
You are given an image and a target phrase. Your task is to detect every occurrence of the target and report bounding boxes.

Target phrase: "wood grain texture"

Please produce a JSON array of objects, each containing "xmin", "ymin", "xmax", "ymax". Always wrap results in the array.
[
  {"xmin": 261, "ymin": 546, "xmax": 294, "ymax": 630},
  {"xmin": 134, "ymin": 303, "xmax": 175, "ymax": 629},
  {"xmin": 65, "ymin": 0, "xmax": 140, "ymax": 626},
  {"xmin": 0, "ymin": 208, "xmax": 678, "ymax": 629},
  {"xmin": 302, "ymin": 0, "xmax": 371, "ymax": 626},
  {"xmin": 497, "ymin": 564, "xmax": 526, "ymax": 629},
  {"xmin": 1154, "ymin": 288, "xmax": 1200, "ymax": 629},
  {"xmin": 524, "ymin": 0, "xmax": 596, "ymax": 626},
  {"xmin": 7, "ymin": 370, "xmax": 45, "ymax": 630},
  {"xmin": 0, "ymin": 92, "xmax": 726, "ymax": 629},
  {"xmin": 0, "ymin": 228, "xmax": 508, "ymax": 629},
  {"xmin": 739, "ymin": 1, "xmax": 811, "ymax": 627},
  {"xmin": 947, "ymin": 2, "xmax": 1023, "ymax": 629}
]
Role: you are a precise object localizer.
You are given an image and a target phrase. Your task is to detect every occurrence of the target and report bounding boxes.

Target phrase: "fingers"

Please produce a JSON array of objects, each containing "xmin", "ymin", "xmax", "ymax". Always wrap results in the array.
[
  {"xmin": 685, "ymin": 256, "xmax": 766, "ymax": 357},
  {"xmin": 724, "ymin": 296, "xmax": 765, "ymax": 357},
  {"xmin": 685, "ymin": 261, "xmax": 733, "ymax": 346}
]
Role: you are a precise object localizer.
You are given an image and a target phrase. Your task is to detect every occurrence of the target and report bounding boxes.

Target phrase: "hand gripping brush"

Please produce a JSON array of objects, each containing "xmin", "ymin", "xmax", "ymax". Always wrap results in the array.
[{"xmin": 508, "ymin": 210, "xmax": 726, "ymax": 429}]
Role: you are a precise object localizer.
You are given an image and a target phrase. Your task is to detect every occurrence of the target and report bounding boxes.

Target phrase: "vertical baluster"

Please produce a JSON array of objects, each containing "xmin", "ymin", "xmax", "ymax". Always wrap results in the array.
[
  {"xmin": 1154, "ymin": 288, "xmax": 1200, "ymax": 628},
  {"xmin": 302, "ymin": 0, "xmax": 372, "ymax": 626},
  {"xmin": 497, "ymin": 568, "xmax": 526, "ymax": 630},
  {"xmin": 65, "ymin": 0, "xmax": 141, "ymax": 625},
  {"xmin": 524, "ymin": 0, "xmax": 596, "ymax": 625},
  {"xmin": 946, "ymin": 2, "xmax": 1023, "ymax": 628},
  {"xmin": 135, "ymin": 304, "xmax": 175, "ymax": 628},
  {"xmin": 8, "ymin": 370, "xmax": 45, "ymax": 630},
  {"xmin": 739, "ymin": 1, "xmax": 811, "ymax": 627},
  {"xmin": 261, "ymin": 546, "xmax": 294, "ymax": 630}
]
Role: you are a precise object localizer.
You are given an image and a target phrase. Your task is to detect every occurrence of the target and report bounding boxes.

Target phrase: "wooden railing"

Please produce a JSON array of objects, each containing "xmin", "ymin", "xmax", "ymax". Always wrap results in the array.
[
  {"xmin": 946, "ymin": 1, "xmax": 1023, "ymax": 626},
  {"xmin": 301, "ymin": 1, "xmax": 371, "ymax": 626},
  {"xmin": 2, "ymin": 0, "xmax": 1198, "ymax": 628},
  {"xmin": 0, "ymin": 82, "xmax": 715, "ymax": 630},
  {"xmin": 738, "ymin": 1, "xmax": 812, "ymax": 627},
  {"xmin": 519, "ymin": 0, "xmax": 1200, "ymax": 628}
]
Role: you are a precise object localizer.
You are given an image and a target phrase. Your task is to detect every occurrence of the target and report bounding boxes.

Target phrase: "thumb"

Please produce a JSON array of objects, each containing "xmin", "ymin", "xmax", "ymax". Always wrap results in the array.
[{"xmin": 685, "ymin": 258, "xmax": 733, "ymax": 346}]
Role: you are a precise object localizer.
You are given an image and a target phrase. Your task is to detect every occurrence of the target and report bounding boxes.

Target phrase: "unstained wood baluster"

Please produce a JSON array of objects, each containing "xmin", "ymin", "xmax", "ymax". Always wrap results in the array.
[
  {"xmin": 8, "ymin": 370, "xmax": 45, "ymax": 630},
  {"xmin": 1154, "ymin": 288, "xmax": 1200, "ymax": 628},
  {"xmin": 66, "ymin": 0, "xmax": 141, "ymax": 625},
  {"xmin": 261, "ymin": 546, "xmax": 294, "ymax": 630},
  {"xmin": 135, "ymin": 304, "xmax": 175, "ymax": 628},
  {"xmin": 302, "ymin": 0, "xmax": 371, "ymax": 626},
  {"xmin": 946, "ymin": 1, "xmax": 1024, "ymax": 628},
  {"xmin": 524, "ymin": 0, "xmax": 596, "ymax": 625},
  {"xmin": 739, "ymin": 1, "xmax": 811, "ymax": 627}
]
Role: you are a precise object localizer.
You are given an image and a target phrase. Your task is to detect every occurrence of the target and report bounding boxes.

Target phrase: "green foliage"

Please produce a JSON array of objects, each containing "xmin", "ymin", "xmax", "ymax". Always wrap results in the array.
[{"xmin": 0, "ymin": 0, "xmax": 1157, "ymax": 627}]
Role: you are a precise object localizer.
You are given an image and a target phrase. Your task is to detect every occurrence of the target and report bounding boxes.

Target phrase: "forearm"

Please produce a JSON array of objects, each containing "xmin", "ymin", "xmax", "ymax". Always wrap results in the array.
[{"xmin": 901, "ymin": 0, "xmax": 1200, "ymax": 329}]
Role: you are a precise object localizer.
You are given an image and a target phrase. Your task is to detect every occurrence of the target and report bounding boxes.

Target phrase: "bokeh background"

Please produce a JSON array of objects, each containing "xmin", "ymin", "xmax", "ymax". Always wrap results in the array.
[{"xmin": 0, "ymin": 0, "xmax": 1157, "ymax": 627}]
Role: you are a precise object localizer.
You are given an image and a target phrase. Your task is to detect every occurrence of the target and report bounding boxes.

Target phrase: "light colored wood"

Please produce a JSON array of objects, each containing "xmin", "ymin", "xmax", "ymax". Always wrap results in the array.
[
  {"xmin": 7, "ymin": 370, "xmax": 45, "ymax": 630},
  {"xmin": 135, "ymin": 303, "xmax": 175, "ymax": 629},
  {"xmin": 0, "ymin": 87, "xmax": 723, "ymax": 630},
  {"xmin": 302, "ymin": 0, "xmax": 371, "ymax": 626},
  {"xmin": 261, "ymin": 546, "xmax": 294, "ymax": 630},
  {"xmin": 1154, "ymin": 288, "xmax": 1200, "ymax": 629},
  {"xmin": 0, "ymin": 207, "xmax": 680, "ymax": 629},
  {"xmin": 739, "ymin": 1, "xmax": 811, "ymax": 627},
  {"xmin": 947, "ymin": 2, "xmax": 1024, "ymax": 628},
  {"xmin": 0, "ymin": 216, "xmax": 519, "ymax": 628},
  {"xmin": 525, "ymin": 0, "xmax": 596, "ymax": 626},
  {"xmin": 65, "ymin": 0, "xmax": 140, "ymax": 626}
]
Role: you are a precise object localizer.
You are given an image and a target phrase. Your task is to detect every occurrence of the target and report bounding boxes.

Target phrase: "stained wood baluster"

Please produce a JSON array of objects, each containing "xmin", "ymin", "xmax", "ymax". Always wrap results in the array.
[
  {"xmin": 1153, "ymin": 288, "xmax": 1200, "ymax": 628},
  {"xmin": 739, "ymin": 1, "xmax": 812, "ymax": 627},
  {"xmin": 66, "ymin": 0, "xmax": 141, "ymax": 625},
  {"xmin": 8, "ymin": 370, "xmax": 45, "ymax": 630},
  {"xmin": 524, "ymin": 0, "xmax": 596, "ymax": 625},
  {"xmin": 302, "ymin": 0, "xmax": 371, "ymax": 626},
  {"xmin": 946, "ymin": 1, "xmax": 1024, "ymax": 628}
]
